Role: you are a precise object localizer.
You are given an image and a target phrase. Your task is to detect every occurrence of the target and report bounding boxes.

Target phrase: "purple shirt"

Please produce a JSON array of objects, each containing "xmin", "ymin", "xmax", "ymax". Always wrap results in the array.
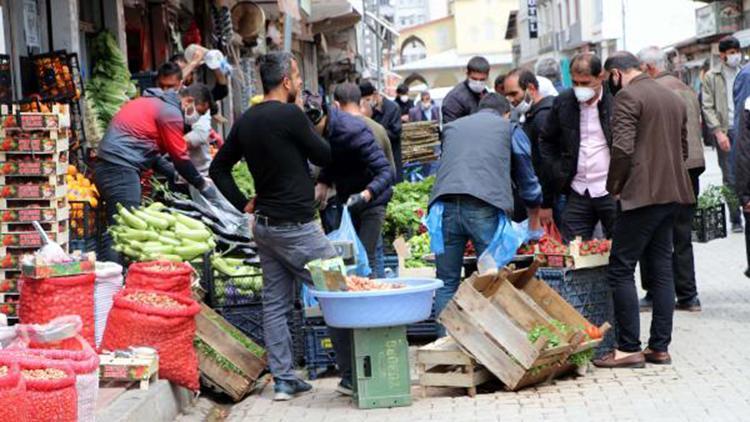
[{"xmin": 571, "ymin": 92, "xmax": 610, "ymax": 198}]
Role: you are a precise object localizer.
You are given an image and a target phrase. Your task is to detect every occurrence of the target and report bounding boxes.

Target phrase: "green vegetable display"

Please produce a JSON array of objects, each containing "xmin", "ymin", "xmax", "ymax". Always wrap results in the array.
[
  {"xmin": 383, "ymin": 177, "xmax": 434, "ymax": 243},
  {"xmin": 406, "ymin": 232, "xmax": 431, "ymax": 268},
  {"xmin": 110, "ymin": 202, "xmax": 214, "ymax": 262},
  {"xmin": 86, "ymin": 31, "xmax": 137, "ymax": 130},
  {"xmin": 527, "ymin": 320, "xmax": 595, "ymax": 368},
  {"xmin": 697, "ymin": 184, "xmax": 739, "ymax": 211},
  {"xmin": 211, "ymin": 256, "xmax": 263, "ymax": 303},
  {"xmin": 232, "ymin": 162, "xmax": 255, "ymax": 198}
]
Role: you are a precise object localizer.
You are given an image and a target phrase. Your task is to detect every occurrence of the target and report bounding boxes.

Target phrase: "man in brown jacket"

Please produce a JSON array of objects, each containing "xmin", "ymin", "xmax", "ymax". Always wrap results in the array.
[
  {"xmin": 638, "ymin": 46, "xmax": 705, "ymax": 312},
  {"xmin": 593, "ymin": 52, "xmax": 695, "ymax": 369}
]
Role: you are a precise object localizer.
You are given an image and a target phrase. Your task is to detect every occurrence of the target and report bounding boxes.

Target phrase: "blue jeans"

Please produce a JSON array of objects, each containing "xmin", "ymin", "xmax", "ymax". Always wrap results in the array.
[
  {"xmin": 434, "ymin": 195, "xmax": 500, "ymax": 334},
  {"xmin": 94, "ymin": 160, "xmax": 142, "ymax": 264}
]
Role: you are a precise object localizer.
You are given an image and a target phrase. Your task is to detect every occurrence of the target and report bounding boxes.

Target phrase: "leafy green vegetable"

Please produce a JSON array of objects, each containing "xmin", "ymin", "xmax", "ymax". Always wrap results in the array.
[
  {"xmin": 527, "ymin": 323, "xmax": 562, "ymax": 349},
  {"xmin": 232, "ymin": 161, "xmax": 255, "ymax": 197},
  {"xmin": 568, "ymin": 348, "xmax": 595, "ymax": 367},
  {"xmin": 383, "ymin": 177, "xmax": 434, "ymax": 242},
  {"xmin": 406, "ymin": 232, "xmax": 431, "ymax": 268},
  {"xmin": 87, "ymin": 31, "xmax": 137, "ymax": 130},
  {"xmin": 697, "ymin": 185, "xmax": 739, "ymax": 210}
]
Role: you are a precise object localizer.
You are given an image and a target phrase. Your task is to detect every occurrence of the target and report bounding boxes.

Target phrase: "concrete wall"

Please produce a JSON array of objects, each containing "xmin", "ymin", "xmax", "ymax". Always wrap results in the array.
[
  {"xmin": 398, "ymin": 16, "xmax": 456, "ymax": 57},
  {"xmin": 453, "ymin": 0, "xmax": 515, "ymax": 55}
]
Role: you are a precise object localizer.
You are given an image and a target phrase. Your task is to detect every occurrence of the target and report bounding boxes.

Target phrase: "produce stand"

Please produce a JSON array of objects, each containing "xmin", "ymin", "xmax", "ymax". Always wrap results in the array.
[{"xmin": 0, "ymin": 105, "xmax": 71, "ymax": 324}]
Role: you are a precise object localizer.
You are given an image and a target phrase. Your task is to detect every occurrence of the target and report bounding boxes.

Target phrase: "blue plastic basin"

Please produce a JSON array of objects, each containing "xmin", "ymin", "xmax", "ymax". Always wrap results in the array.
[{"xmin": 311, "ymin": 278, "xmax": 444, "ymax": 328}]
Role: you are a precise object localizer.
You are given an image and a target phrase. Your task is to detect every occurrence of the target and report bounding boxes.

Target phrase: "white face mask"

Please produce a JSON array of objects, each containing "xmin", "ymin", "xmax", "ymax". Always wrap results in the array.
[
  {"xmin": 467, "ymin": 79, "xmax": 486, "ymax": 94},
  {"xmin": 511, "ymin": 92, "xmax": 532, "ymax": 115},
  {"xmin": 184, "ymin": 106, "xmax": 200, "ymax": 126},
  {"xmin": 727, "ymin": 53, "xmax": 742, "ymax": 68},
  {"xmin": 399, "ymin": 95, "xmax": 409, "ymax": 103},
  {"xmin": 574, "ymin": 86, "xmax": 596, "ymax": 103}
]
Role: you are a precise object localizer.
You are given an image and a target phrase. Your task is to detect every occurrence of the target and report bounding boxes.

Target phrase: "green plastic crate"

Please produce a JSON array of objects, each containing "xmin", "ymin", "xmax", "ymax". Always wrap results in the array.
[{"xmin": 352, "ymin": 326, "xmax": 412, "ymax": 409}]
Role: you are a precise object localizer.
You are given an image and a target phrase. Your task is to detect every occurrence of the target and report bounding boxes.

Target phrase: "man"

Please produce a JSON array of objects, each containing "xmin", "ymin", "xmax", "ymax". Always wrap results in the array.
[
  {"xmin": 170, "ymin": 50, "xmax": 229, "ymax": 119},
  {"xmin": 96, "ymin": 63, "xmax": 216, "ymax": 263},
  {"xmin": 409, "ymin": 91, "xmax": 441, "ymax": 123},
  {"xmin": 494, "ymin": 74, "xmax": 506, "ymax": 95},
  {"xmin": 638, "ymin": 46, "xmax": 706, "ymax": 312},
  {"xmin": 535, "ymin": 57, "xmax": 565, "ymax": 93},
  {"xmin": 394, "ymin": 83, "xmax": 414, "ymax": 122},
  {"xmin": 308, "ymin": 90, "xmax": 394, "ymax": 266},
  {"xmin": 360, "ymin": 81, "xmax": 403, "ymax": 182},
  {"xmin": 735, "ymin": 83, "xmax": 750, "ymax": 278},
  {"xmin": 442, "ymin": 56, "xmax": 490, "ymax": 123},
  {"xmin": 593, "ymin": 52, "xmax": 694, "ymax": 369},
  {"xmin": 209, "ymin": 52, "xmax": 347, "ymax": 400},
  {"xmin": 334, "ymin": 83, "xmax": 395, "ymax": 171},
  {"xmin": 430, "ymin": 93, "xmax": 542, "ymax": 328},
  {"xmin": 702, "ymin": 36, "xmax": 743, "ymax": 232},
  {"xmin": 539, "ymin": 53, "xmax": 616, "ymax": 240},
  {"xmin": 504, "ymin": 68, "xmax": 559, "ymax": 223}
]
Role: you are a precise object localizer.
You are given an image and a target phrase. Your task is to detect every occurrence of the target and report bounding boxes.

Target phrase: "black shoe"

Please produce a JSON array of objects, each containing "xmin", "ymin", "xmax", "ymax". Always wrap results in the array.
[
  {"xmin": 639, "ymin": 295, "xmax": 653, "ymax": 312},
  {"xmin": 336, "ymin": 377, "xmax": 353, "ymax": 396},
  {"xmin": 745, "ymin": 268, "xmax": 750, "ymax": 279},
  {"xmin": 732, "ymin": 223, "xmax": 744, "ymax": 233},
  {"xmin": 273, "ymin": 378, "xmax": 313, "ymax": 401},
  {"xmin": 675, "ymin": 297, "xmax": 702, "ymax": 312}
]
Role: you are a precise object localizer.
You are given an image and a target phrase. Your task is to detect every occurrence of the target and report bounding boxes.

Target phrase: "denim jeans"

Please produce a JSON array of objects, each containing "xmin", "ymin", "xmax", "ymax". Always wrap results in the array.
[
  {"xmin": 608, "ymin": 203, "xmax": 678, "ymax": 353},
  {"xmin": 350, "ymin": 205, "xmax": 386, "ymax": 271},
  {"xmin": 562, "ymin": 191, "xmax": 617, "ymax": 241},
  {"xmin": 434, "ymin": 195, "xmax": 500, "ymax": 334},
  {"xmin": 253, "ymin": 220, "xmax": 352, "ymax": 381},
  {"xmin": 94, "ymin": 160, "xmax": 142, "ymax": 264}
]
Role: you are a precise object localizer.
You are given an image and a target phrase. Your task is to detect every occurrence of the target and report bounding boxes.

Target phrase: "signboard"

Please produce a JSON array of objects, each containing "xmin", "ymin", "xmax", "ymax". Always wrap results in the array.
[
  {"xmin": 527, "ymin": 0, "xmax": 538, "ymax": 39},
  {"xmin": 696, "ymin": 0, "xmax": 741, "ymax": 38},
  {"xmin": 23, "ymin": 0, "xmax": 40, "ymax": 48}
]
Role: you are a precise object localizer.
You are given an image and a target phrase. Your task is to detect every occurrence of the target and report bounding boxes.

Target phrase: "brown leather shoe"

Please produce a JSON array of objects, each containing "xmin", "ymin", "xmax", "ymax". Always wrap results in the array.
[
  {"xmin": 643, "ymin": 348, "xmax": 672, "ymax": 365},
  {"xmin": 592, "ymin": 351, "xmax": 645, "ymax": 368}
]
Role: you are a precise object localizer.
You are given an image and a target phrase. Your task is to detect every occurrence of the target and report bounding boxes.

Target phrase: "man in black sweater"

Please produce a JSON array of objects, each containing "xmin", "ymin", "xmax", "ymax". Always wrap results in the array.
[{"xmin": 209, "ymin": 52, "xmax": 349, "ymax": 401}]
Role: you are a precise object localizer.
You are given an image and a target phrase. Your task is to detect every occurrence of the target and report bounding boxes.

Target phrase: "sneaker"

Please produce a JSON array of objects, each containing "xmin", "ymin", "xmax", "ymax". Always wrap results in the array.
[
  {"xmin": 336, "ymin": 378, "xmax": 353, "ymax": 396},
  {"xmin": 732, "ymin": 222, "xmax": 744, "ymax": 233},
  {"xmin": 675, "ymin": 297, "xmax": 702, "ymax": 312},
  {"xmin": 639, "ymin": 295, "xmax": 653, "ymax": 312},
  {"xmin": 273, "ymin": 378, "xmax": 313, "ymax": 401}
]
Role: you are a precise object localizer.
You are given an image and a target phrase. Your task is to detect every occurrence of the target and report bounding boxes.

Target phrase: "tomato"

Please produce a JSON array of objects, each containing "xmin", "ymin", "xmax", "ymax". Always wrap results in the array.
[{"xmin": 585, "ymin": 324, "xmax": 602, "ymax": 339}]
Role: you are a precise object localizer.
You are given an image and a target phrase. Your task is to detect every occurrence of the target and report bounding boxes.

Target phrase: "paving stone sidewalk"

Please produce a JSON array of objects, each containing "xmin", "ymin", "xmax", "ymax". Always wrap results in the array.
[{"xmin": 178, "ymin": 148, "xmax": 750, "ymax": 422}]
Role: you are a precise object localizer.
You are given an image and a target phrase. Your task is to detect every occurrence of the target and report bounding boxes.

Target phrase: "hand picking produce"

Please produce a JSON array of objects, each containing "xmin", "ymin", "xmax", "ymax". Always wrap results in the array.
[{"xmin": 109, "ymin": 202, "xmax": 214, "ymax": 262}]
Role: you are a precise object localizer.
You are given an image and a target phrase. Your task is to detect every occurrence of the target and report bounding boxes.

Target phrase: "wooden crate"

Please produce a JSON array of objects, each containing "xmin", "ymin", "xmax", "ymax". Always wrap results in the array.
[
  {"xmin": 195, "ymin": 303, "xmax": 267, "ymax": 402},
  {"xmin": 438, "ymin": 260, "xmax": 610, "ymax": 391},
  {"xmin": 417, "ymin": 337, "xmax": 492, "ymax": 397}
]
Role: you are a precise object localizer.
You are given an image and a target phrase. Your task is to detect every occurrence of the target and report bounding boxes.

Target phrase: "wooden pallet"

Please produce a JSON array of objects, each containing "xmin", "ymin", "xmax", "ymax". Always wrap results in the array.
[
  {"xmin": 417, "ymin": 337, "xmax": 492, "ymax": 397},
  {"xmin": 438, "ymin": 261, "xmax": 610, "ymax": 391}
]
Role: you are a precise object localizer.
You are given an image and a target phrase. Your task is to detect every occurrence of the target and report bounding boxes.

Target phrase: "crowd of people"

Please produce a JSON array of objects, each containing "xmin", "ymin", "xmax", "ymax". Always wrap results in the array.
[{"xmin": 92, "ymin": 34, "xmax": 750, "ymax": 400}]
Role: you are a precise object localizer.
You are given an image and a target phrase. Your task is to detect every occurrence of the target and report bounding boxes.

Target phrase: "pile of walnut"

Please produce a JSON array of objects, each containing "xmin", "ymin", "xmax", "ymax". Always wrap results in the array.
[{"xmin": 124, "ymin": 291, "xmax": 186, "ymax": 310}]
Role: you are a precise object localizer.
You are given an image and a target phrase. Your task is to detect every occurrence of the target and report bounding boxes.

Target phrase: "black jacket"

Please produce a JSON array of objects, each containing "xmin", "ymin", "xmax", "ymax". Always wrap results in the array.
[
  {"xmin": 442, "ymin": 80, "xmax": 485, "ymax": 124},
  {"xmin": 372, "ymin": 98, "xmax": 403, "ymax": 148},
  {"xmin": 736, "ymin": 101, "xmax": 750, "ymax": 205},
  {"xmin": 394, "ymin": 97, "xmax": 414, "ymax": 116},
  {"xmin": 522, "ymin": 95, "xmax": 555, "ymax": 173},
  {"xmin": 319, "ymin": 108, "xmax": 394, "ymax": 208},
  {"xmin": 538, "ymin": 87, "xmax": 613, "ymax": 208}
]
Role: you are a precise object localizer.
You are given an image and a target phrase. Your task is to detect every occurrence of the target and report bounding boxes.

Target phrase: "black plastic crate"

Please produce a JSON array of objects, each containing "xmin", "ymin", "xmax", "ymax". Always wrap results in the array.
[
  {"xmin": 69, "ymin": 200, "xmax": 101, "ymax": 252},
  {"xmin": 692, "ymin": 203, "xmax": 727, "ymax": 243},
  {"xmin": 218, "ymin": 304, "xmax": 305, "ymax": 366},
  {"xmin": 407, "ymin": 307, "xmax": 438, "ymax": 339},
  {"xmin": 208, "ymin": 271, "xmax": 263, "ymax": 307},
  {"xmin": 536, "ymin": 266, "xmax": 615, "ymax": 359},
  {"xmin": 304, "ymin": 323, "xmax": 337, "ymax": 379}
]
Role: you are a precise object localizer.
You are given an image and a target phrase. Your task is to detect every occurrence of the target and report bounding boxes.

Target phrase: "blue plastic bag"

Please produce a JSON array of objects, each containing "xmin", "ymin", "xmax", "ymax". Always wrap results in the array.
[
  {"xmin": 477, "ymin": 213, "xmax": 529, "ymax": 274},
  {"xmin": 423, "ymin": 202, "xmax": 445, "ymax": 255},
  {"xmin": 327, "ymin": 206, "xmax": 371, "ymax": 277}
]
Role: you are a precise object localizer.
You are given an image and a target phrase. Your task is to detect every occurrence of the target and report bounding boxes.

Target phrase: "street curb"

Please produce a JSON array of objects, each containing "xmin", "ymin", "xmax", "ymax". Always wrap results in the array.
[{"xmin": 96, "ymin": 381, "xmax": 194, "ymax": 422}]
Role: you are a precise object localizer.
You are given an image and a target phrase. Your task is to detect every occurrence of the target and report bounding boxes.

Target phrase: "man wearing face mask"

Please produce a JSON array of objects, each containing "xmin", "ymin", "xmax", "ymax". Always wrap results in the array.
[
  {"xmin": 539, "ymin": 53, "xmax": 616, "ymax": 241},
  {"xmin": 360, "ymin": 81, "xmax": 403, "ymax": 182},
  {"xmin": 594, "ymin": 51, "xmax": 694, "ymax": 369},
  {"xmin": 409, "ymin": 91, "xmax": 441, "ymax": 123},
  {"xmin": 96, "ymin": 62, "xmax": 218, "ymax": 263},
  {"xmin": 394, "ymin": 84, "xmax": 414, "ymax": 122},
  {"xmin": 702, "ymin": 36, "xmax": 743, "ymax": 233},
  {"xmin": 504, "ymin": 68, "xmax": 559, "ymax": 223},
  {"xmin": 442, "ymin": 56, "xmax": 491, "ymax": 124}
]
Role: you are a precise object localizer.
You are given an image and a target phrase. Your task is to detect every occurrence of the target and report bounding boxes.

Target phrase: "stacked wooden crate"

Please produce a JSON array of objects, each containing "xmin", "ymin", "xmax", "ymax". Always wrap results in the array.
[
  {"xmin": 0, "ymin": 105, "xmax": 71, "ymax": 323},
  {"xmin": 401, "ymin": 121, "xmax": 439, "ymax": 164}
]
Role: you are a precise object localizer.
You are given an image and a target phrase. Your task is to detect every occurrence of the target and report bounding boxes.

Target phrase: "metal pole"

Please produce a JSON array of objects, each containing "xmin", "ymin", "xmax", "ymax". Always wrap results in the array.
[
  {"xmin": 621, "ymin": 0, "xmax": 627, "ymax": 51},
  {"xmin": 284, "ymin": 13, "xmax": 293, "ymax": 52}
]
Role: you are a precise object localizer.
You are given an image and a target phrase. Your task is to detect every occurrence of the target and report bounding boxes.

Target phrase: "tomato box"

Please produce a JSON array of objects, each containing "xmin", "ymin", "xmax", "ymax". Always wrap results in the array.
[
  {"xmin": 0, "ymin": 278, "xmax": 17, "ymax": 293},
  {"xmin": 1, "ymin": 229, "xmax": 68, "ymax": 249},
  {"xmin": 0, "ymin": 207, "xmax": 68, "ymax": 224},
  {"xmin": 535, "ymin": 237, "xmax": 611, "ymax": 269},
  {"xmin": 0, "ymin": 183, "xmax": 65, "ymax": 199},
  {"xmin": 0, "ymin": 301, "xmax": 17, "ymax": 318},
  {"xmin": 99, "ymin": 351, "xmax": 159, "ymax": 390},
  {"xmin": 0, "ymin": 160, "xmax": 64, "ymax": 176},
  {"xmin": 21, "ymin": 252, "xmax": 95, "ymax": 279}
]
